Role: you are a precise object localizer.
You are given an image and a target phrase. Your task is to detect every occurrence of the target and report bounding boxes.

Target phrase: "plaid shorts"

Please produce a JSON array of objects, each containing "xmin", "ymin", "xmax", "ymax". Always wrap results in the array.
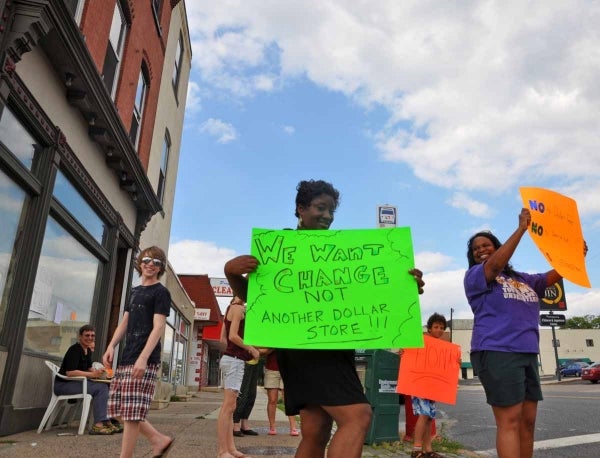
[{"xmin": 107, "ymin": 363, "xmax": 159, "ymax": 421}]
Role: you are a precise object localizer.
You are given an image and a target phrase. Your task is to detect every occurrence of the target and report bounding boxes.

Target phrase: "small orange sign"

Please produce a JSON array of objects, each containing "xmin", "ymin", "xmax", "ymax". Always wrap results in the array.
[
  {"xmin": 520, "ymin": 187, "xmax": 590, "ymax": 288},
  {"xmin": 397, "ymin": 335, "xmax": 461, "ymax": 405}
]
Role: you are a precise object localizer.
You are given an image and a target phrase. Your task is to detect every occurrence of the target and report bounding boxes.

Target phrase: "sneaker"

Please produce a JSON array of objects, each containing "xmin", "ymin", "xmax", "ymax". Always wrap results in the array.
[
  {"xmin": 89, "ymin": 424, "xmax": 114, "ymax": 435},
  {"xmin": 106, "ymin": 420, "xmax": 123, "ymax": 433}
]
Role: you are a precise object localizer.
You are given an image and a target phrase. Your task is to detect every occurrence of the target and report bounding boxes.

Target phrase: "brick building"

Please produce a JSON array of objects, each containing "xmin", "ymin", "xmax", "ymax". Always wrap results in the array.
[{"xmin": 0, "ymin": 0, "xmax": 191, "ymax": 435}]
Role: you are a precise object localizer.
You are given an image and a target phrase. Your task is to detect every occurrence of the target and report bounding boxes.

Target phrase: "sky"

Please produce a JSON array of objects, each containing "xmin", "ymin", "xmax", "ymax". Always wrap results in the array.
[{"xmin": 168, "ymin": 1, "xmax": 600, "ymax": 322}]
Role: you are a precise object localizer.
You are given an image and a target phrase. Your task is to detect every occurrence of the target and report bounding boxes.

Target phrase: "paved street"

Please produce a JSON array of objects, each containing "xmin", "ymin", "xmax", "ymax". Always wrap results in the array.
[{"xmin": 0, "ymin": 387, "xmax": 477, "ymax": 457}]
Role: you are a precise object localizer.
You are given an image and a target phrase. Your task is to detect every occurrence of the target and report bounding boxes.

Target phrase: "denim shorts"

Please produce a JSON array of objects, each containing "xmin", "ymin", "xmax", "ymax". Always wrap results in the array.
[
  {"xmin": 219, "ymin": 355, "xmax": 245, "ymax": 391},
  {"xmin": 471, "ymin": 351, "xmax": 543, "ymax": 407}
]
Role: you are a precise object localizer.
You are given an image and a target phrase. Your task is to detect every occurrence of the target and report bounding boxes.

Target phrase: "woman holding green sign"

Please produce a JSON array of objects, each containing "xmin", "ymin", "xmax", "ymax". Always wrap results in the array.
[{"xmin": 225, "ymin": 179, "xmax": 425, "ymax": 458}]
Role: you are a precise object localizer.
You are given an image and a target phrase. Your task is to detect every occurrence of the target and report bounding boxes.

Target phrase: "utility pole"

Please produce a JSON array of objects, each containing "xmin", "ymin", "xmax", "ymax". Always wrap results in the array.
[{"xmin": 550, "ymin": 311, "xmax": 561, "ymax": 381}]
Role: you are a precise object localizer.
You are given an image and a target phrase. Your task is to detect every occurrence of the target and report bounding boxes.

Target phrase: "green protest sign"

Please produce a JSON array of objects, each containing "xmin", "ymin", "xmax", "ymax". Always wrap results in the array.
[{"xmin": 245, "ymin": 227, "xmax": 424, "ymax": 349}]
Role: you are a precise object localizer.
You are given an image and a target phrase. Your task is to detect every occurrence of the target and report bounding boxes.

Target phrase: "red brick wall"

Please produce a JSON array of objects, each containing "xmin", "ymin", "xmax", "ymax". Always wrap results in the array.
[{"xmin": 80, "ymin": 0, "xmax": 174, "ymax": 171}]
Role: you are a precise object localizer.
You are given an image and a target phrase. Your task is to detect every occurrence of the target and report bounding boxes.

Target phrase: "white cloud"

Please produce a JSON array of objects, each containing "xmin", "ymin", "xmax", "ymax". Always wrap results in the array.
[
  {"xmin": 448, "ymin": 192, "xmax": 493, "ymax": 218},
  {"xmin": 186, "ymin": 1, "xmax": 600, "ymax": 213},
  {"xmin": 168, "ymin": 240, "xmax": 237, "ymax": 276},
  {"xmin": 199, "ymin": 118, "xmax": 238, "ymax": 144},
  {"xmin": 418, "ymin": 269, "xmax": 469, "ymax": 321},
  {"xmin": 283, "ymin": 125, "xmax": 295, "ymax": 135},
  {"xmin": 414, "ymin": 251, "xmax": 455, "ymax": 272},
  {"xmin": 186, "ymin": 81, "xmax": 202, "ymax": 112},
  {"xmin": 566, "ymin": 290, "xmax": 600, "ymax": 317}
]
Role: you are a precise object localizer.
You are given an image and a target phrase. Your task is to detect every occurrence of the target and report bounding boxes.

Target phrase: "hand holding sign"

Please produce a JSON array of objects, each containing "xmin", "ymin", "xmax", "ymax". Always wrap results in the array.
[{"xmin": 519, "ymin": 187, "xmax": 590, "ymax": 287}]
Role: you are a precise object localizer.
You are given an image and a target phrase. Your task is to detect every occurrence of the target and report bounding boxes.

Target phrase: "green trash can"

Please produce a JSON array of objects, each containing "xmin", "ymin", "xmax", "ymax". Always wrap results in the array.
[{"xmin": 355, "ymin": 349, "xmax": 400, "ymax": 445}]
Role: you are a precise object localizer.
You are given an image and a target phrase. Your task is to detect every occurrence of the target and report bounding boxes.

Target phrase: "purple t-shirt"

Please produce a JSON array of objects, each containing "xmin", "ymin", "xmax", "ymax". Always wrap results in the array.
[{"xmin": 464, "ymin": 263, "xmax": 547, "ymax": 354}]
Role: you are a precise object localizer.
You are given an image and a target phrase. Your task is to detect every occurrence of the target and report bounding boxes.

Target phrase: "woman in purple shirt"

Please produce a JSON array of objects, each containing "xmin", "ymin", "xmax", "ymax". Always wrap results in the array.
[{"xmin": 464, "ymin": 208, "xmax": 574, "ymax": 458}]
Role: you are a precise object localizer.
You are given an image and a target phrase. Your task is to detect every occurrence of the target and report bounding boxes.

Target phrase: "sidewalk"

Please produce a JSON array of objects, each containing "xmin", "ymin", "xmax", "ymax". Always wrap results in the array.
[{"xmin": 0, "ymin": 387, "xmax": 479, "ymax": 457}]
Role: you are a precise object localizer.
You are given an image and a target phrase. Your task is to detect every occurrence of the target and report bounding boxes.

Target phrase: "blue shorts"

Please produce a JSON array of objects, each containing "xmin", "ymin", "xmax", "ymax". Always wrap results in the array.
[
  {"xmin": 412, "ymin": 397, "xmax": 436, "ymax": 419},
  {"xmin": 219, "ymin": 355, "xmax": 245, "ymax": 391}
]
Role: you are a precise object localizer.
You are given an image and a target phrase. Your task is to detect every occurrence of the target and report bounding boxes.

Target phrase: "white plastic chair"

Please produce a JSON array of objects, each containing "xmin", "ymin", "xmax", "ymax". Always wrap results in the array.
[{"xmin": 37, "ymin": 360, "xmax": 92, "ymax": 435}]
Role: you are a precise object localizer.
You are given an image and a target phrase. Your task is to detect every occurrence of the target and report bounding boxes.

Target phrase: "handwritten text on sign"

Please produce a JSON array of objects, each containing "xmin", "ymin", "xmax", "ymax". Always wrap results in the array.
[
  {"xmin": 520, "ymin": 187, "xmax": 590, "ymax": 288},
  {"xmin": 245, "ymin": 228, "xmax": 424, "ymax": 349},
  {"xmin": 397, "ymin": 335, "xmax": 461, "ymax": 405}
]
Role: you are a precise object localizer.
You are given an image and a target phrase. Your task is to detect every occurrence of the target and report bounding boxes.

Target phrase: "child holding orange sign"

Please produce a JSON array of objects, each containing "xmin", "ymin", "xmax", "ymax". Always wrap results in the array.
[{"xmin": 400, "ymin": 313, "xmax": 448, "ymax": 458}]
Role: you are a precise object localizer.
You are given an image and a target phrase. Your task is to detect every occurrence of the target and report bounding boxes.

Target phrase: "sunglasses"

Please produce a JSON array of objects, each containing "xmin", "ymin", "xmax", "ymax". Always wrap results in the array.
[{"xmin": 141, "ymin": 257, "xmax": 163, "ymax": 267}]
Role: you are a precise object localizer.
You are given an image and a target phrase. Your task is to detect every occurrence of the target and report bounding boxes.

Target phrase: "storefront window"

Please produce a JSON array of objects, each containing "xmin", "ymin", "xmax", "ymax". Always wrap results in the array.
[
  {"xmin": 0, "ymin": 107, "xmax": 41, "ymax": 171},
  {"xmin": 0, "ymin": 170, "xmax": 28, "ymax": 331},
  {"xmin": 172, "ymin": 332, "xmax": 187, "ymax": 385},
  {"xmin": 161, "ymin": 323, "xmax": 174, "ymax": 381},
  {"xmin": 160, "ymin": 307, "xmax": 189, "ymax": 385},
  {"xmin": 53, "ymin": 170, "xmax": 106, "ymax": 243},
  {"xmin": 24, "ymin": 216, "xmax": 100, "ymax": 357}
]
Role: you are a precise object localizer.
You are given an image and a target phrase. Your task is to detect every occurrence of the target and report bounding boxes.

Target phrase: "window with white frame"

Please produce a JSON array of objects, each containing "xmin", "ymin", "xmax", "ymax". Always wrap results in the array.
[
  {"xmin": 130, "ymin": 66, "xmax": 149, "ymax": 149},
  {"xmin": 587, "ymin": 339, "xmax": 594, "ymax": 347},
  {"xmin": 102, "ymin": 1, "xmax": 127, "ymax": 98},
  {"xmin": 172, "ymin": 34, "xmax": 184, "ymax": 94},
  {"xmin": 157, "ymin": 131, "xmax": 170, "ymax": 205}
]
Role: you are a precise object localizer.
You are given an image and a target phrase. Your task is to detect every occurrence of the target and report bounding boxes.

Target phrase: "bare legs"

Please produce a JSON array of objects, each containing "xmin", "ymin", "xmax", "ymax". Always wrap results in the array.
[
  {"xmin": 119, "ymin": 420, "xmax": 172, "ymax": 458},
  {"xmin": 266, "ymin": 388, "xmax": 279, "ymax": 431},
  {"xmin": 266, "ymin": 388, "xmax": 298, "ymax": 434},
  {"xmin": 413, "ymin": 414, "xmax": 434, "ymax": 453},
  {"xmin": 492, "ymin": 399, "xmax": 538, "ymax": 458},
  {"xmin": 217, "ymin": 388, "xmax": 245, "ymax": 458},
  {"xmin": 294, "ymin": 403, "xmax": 372, "ymax": 458}
]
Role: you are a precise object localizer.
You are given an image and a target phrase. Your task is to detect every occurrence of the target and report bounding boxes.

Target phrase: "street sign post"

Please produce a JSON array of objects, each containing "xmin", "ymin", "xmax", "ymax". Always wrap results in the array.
[
  {"xmin": 540, "ymin": 314, "xmax": 566, "ymax": 326},
  {"xmin": 540, "ymin": 312, "xmax": 567, "ymax": 381}
]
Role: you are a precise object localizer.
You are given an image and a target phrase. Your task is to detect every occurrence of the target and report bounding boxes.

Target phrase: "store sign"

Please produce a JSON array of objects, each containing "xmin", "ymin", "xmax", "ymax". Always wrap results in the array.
[
  {"xmin": 539, "ymin": 280, "xmax": 567, "ymax": 311},
  {"xmin": 210, "ymin": 277, "xmax": 233, "ymax": 297},
  {"xmin": 193, "ymin": 308, "xmax": 211, "ymax": 320}
]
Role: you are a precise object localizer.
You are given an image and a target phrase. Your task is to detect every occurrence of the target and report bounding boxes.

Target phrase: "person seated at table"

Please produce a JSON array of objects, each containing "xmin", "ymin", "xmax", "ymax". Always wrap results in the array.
[{"xmin": 55, "ymin": 324, "xmax": 122, "ymax": 435}]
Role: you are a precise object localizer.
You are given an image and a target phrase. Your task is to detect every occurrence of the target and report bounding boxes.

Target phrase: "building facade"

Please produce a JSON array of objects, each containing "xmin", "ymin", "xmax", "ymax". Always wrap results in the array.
[{"xmin": 0, "ymin": 0, "xmax": 191, "ymax": 435}]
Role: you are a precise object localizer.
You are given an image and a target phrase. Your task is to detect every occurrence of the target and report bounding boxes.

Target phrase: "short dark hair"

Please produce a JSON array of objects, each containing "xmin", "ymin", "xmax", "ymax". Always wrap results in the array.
[
  {"xmin": 134, "ymin": 245, "xmax": 167, "ymax": 279},
  {"xmin": 294, "ymin": 179, "xmax": 340, "ymax": 218},
  {"xmin": 78, "ymin": 324, "xmax": 95, "ymax": 335},
  {"xmin": 427, "ymin": 313, "xmax": 447, "ymax": 330}
]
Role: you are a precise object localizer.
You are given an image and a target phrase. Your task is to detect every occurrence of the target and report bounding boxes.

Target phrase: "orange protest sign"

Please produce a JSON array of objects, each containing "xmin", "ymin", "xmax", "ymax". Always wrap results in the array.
[
  {"xmin": 396, "ymin": 334, "xmax": 461, "ymax": 405},
  {"xmin": 520, "ymin": 187, "xmax": 590, "ymax": 288}
]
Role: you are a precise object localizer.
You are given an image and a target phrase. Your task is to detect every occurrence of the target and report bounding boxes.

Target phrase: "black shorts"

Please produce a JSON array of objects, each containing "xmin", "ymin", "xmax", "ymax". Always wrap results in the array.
[{"xmin": 471, "ymin": 351, "xmax": 543, "ymax": 407}]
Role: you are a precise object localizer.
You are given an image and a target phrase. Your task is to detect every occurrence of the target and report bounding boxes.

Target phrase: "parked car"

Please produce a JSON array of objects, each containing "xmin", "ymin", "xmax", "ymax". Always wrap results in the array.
[
  {"xmin": 582, "ymin": 362, "xmax": 600, "ymax": 383},
  {"xmin": 558, "ymin": 358, "xmax": 591, "ymax": 372},
  {"xmin": 560, "ymin": 361, "xmax": 589, "ymax": 377}
]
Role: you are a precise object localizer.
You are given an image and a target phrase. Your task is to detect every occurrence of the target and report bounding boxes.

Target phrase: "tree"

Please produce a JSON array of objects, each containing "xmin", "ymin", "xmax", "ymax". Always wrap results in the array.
[{"xmin": 564, "ymin": 314, "xmax": 600, "ymax": 329}]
